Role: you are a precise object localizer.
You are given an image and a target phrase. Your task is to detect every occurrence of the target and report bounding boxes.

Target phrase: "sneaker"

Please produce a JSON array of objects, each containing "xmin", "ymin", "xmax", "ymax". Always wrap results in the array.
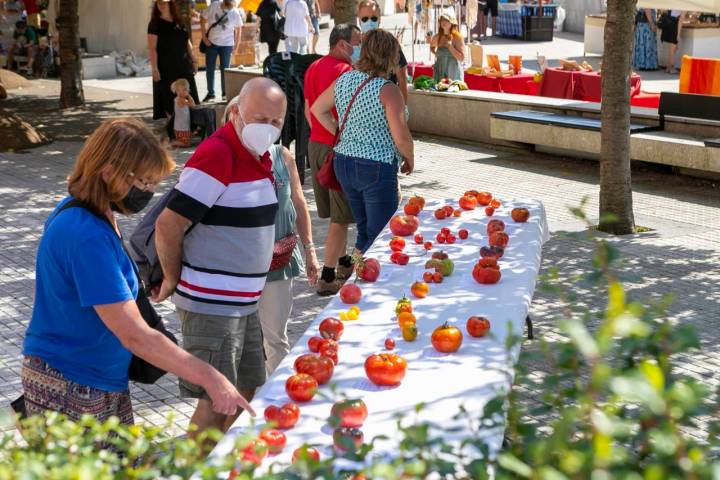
[
  {"xmin": 336, "ymin": 263, "xmax": 355, "ymax": 282},
  {"xmin": 202, "ymin": 93, "xmax": 216, "ymax": 103},
  {"xmin": 316, "ymin": 278, "xmax": 343, "ymax": 297}
]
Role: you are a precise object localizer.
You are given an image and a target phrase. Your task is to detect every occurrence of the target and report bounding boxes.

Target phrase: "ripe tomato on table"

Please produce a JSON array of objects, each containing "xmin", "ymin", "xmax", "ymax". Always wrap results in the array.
[
  {"xmin": 294, "ymin": 353, "xmax": 334, "ymax": 385},
  {"xmin": 263, "ymin": 402, "xmax": 300, "ymax": 429},
  {"xmin": 292, "ymin": 445, "xmax": 321, "ymax": 463},
  {"xmin": 330, "ymin": 398, "xmax": 368, "ymax": 428},
  {"xmin": 259, "ymin": 428, "xmax": 287, "ymax": 454},
  {"xmin": 319, "ymin": 317, "xmax": 344, "ymax": 340},
  {"xmin": 431, "ymin": 322, "xmax": 463, "ymax": 353},
  {"xmin": 364, "ymin": 353, "xmax": 407, "ymax": 386},
  {"xmin": 285, "ymin": 373, "xmax": 318, "ymax": 402}
]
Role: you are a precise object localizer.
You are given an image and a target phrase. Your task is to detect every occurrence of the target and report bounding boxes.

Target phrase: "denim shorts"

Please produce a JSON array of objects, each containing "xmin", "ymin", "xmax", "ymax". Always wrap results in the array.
[{"xmin": 311, "ymin": 16, "xmax": 320, "ymax": 35}]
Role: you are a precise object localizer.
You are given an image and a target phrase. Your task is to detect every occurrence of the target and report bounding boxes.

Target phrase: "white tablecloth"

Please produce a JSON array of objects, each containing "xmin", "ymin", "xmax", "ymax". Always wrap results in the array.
[{"xmin": 211, "ymin": 198, "xmax": 549, "ymax": 468}]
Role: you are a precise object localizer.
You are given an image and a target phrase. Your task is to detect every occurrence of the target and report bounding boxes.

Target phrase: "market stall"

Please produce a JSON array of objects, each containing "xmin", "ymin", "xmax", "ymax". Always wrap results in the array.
[
  {"xmin": 497, "ymin": 3, "xmax": 558, "ymax": 41},
  {"xmin": 584, "ymin": 3, "xmax": 720, "ymax": 64},
  {"xmin": 209, "ymin": 197, "xmax": 549, "ymax": 471},
  {"xmin": 537, "ymin": 67, "xmax": 642, "ymax": 101},
  {"xmin": 409, "ymin": 62, "xmax": 535, "ymax": 94}
]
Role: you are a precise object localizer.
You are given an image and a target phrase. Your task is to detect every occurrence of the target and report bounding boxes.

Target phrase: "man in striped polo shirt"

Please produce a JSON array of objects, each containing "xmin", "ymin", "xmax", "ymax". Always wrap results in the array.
[{"xmin": 154, "ymin": 78, "xmax": 286, "ymax": 439}]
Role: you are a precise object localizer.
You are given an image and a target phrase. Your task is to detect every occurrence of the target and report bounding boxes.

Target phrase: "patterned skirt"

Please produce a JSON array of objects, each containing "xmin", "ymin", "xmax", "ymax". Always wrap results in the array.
[
  {"xmin": 21, "ymin": 356, "xmax": 134, "ymax": 425},
  {"xmin": 633, "ymin": 23, "xmax": 658, "ymax": 70}
]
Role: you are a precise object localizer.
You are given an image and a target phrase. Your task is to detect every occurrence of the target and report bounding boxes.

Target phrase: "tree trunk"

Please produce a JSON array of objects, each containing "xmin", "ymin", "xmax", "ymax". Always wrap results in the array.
[
  {"xmin": 598, "ymin": 0, "xmax": 636, "ymax": 235},
  {"xmin": 57, "ymin": 0, "xmax": 84, "ymax": 108},
  {"xmin": 333, "ymin": 0, "xmax": 357, "ymax": 25}
]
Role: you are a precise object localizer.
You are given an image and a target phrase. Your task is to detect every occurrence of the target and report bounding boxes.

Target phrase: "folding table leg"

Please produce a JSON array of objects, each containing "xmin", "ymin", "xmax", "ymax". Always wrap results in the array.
[{"xmin": 525, "ymin": 315, "xmax": 534, "ymax": 340}]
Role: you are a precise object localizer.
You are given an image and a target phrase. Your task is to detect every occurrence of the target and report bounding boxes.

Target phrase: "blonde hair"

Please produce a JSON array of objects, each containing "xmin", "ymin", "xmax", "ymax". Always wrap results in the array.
[
  {"xmin": 67, "ymin": 118, "xmax": 175, "ymax": 214},
  {"xmin": 356, "ymin": 28, "xmax": 400, "ymax": 78},
  {"xmin": 170, "ymin": 78, "xmax": 190, "ymax": 94}
]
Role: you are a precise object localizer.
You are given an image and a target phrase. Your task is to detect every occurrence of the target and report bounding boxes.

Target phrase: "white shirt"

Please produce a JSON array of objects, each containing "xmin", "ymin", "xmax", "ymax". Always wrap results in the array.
[
  {"xmin": 203, "ymin": 3, "xmax": 243, "ymax": 47},
  {"xmin": 174, "ymin": 98, "xmax": 191, "ymax": 131},
  {"xmin": 283, "ymin": 0, "xmax": 310, "ymax": 37}
]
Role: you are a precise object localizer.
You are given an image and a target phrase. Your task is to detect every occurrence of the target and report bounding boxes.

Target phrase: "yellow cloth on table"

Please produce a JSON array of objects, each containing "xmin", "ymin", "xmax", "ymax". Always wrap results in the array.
[{"xmin": 679, "ymin": 55, "xmax": 720, "ymax": 96}]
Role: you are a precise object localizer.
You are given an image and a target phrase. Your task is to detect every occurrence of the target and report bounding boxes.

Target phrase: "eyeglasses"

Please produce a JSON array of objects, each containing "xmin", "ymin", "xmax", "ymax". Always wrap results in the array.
[
  {"xmin": 360, "ymin": 16, "xmax": 379, "ymax": 22},
  {"xmin": 127, "ymin": 172, "xmax": 158, "ymax": 192}
]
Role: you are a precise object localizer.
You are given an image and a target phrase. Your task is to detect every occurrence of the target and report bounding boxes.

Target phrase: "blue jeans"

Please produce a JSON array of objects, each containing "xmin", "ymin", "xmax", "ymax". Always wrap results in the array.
[
  {"xmin": 333, "ymin": 153, "xmax": 399, "ymax": 253},
  {"xmin": 205, "ymin": 45, "xmax": 233, "ymax": 97}
]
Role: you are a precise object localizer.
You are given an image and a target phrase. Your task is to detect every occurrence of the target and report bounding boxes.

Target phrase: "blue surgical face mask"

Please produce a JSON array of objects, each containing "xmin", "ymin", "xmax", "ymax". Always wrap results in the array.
[
  {"xmin": 360, "ymin": 19, "xmax": 379, "ymax": 33},
  {"xmin": 351, "ymin": 45, "xmax": 361, "ymax": 63}
]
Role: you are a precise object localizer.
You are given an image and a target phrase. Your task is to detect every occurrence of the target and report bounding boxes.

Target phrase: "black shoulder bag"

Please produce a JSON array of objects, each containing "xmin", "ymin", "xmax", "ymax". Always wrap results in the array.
[{"xmin": 200, "ymin": 10, "xmax": 229, "ymax": 54}]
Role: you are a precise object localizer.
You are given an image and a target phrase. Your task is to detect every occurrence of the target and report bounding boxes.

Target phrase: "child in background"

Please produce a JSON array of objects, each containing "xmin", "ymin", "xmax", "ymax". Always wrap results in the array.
[{"xmin": 170, "ymin": 78, "xmax": 195, "ymax": 147}]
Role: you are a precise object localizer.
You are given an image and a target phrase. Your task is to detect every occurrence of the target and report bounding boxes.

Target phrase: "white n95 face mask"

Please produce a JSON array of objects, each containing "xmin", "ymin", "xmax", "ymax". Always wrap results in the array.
[{"xmin": 238, "ymin": 114, "xmax": 281, "ymax": 156}]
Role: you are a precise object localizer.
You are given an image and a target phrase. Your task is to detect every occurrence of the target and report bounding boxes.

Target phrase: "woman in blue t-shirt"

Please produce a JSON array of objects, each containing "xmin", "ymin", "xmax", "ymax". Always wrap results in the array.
[{"xmin": 22, "ymin": 118, "xmax": 255, "ymax": 425}]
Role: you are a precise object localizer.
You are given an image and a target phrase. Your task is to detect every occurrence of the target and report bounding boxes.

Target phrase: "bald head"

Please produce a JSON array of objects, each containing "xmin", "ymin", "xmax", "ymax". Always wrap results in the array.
[{"xmin": 229, "ymin": 77, "xmax": 287, "ymax": 130}]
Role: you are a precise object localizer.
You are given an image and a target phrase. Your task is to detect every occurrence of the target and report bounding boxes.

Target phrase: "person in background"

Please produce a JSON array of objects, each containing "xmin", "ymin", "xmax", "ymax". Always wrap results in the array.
[
  {"xmin": 356, "ymin": 0, "xmax": 408, "ymax": 103},
  {"xmin": 633, "ymin": 8, "xmax": 658, "ymax": 71},
  {"xmin": 660, "ymin": 10, "xmax": 686, "ymax": 73},
  {"xmin": 307, "ymin": 0, "xmax": 321, "ymax": 54},
  {"xmin": 430, "ymin": 13, "xmax": 464, "ymax": 82},
  {"xmin": 283, "ymin": 0, "xmax": 313, "ymax": 54},
  {"xmin": 147, "ymin": 0, "xmax": 200, "ymax": 131},
  {"xmin": 7, "ymin": 20, "xmax": 36, "ymax": 72},
  {"xmin": 304, "ymin": 23, "xmax": 362, "ymax": 296},
  {"xmin": 256, "ymin": 0, "xmax": 283, "ymax": 56},
  {"xmin": 223, "ymin": 98, "xmax": 320, "ymax": 374},
  {"xmin": 171, "ymin": 78, "xmax": 196, "ymax": 147},
  {"xmin": 311, "ymin": 29, "xmax": 414, "ymax": 255},
  {"xmin": 483, "ymin": 0, "xmax": 497, "ymax": 37},
  {"xmin": 21, "ymin": 118, "xmax": 254, "ymax": 428},
  {"xmin": 154, "ymin": 78, "xmax": 285, "ymax": 440},
  {"xmin": 201, "ymin": 0, "xmax": 243, "ymax": 101},
  {"xmin": 32, "ymin": 35, "xmax": 55, "ymax": 78}
]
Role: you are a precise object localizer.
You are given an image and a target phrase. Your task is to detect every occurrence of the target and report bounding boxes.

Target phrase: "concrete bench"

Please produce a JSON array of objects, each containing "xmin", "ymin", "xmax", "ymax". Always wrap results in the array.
[{"xmin": 491, "ymin": 92, "xmax": 720, "ymax": 176}]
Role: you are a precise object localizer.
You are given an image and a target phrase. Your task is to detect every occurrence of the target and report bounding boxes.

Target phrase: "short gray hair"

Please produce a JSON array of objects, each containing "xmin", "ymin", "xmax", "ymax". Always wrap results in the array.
[
  {"xmin": 329, "ymin": 23, "xmax": 360, "ymax": 48},
  {"xmin": 223, "ymin": 96, "xmax": 240, "ymax": 124}
]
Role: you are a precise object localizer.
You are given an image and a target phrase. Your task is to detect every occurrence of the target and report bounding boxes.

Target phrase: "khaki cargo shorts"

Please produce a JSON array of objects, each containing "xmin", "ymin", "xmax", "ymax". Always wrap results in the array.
[
  {"xmin": 308, "ymin": 141, "xmax": 355, "ymax": 224},
  {"xmin": 177, "ymin": 308, "xmax": 266, "ymax": 399}
]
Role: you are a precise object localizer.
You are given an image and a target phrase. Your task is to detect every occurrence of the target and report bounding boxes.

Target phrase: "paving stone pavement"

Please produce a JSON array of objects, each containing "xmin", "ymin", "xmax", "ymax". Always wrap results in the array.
[{"xmin": 1, "ymin": 134, "xmax": 718, "ymax": 440}]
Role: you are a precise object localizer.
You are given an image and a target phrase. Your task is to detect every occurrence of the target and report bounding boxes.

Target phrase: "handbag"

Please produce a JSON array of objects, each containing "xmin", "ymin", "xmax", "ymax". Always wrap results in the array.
[
  {"xmin": 269, "ymin": 233, "xmax": 298, "ymax": 271},
  {"xmin": 55, "ymin": 200, "xmax": 178, "ymax": 384},
  {"xmin": 316, "ymin": 75, "xmax": 376, "ymax": 191},
  {"xmin": 200, "ymin": 10, "xmax": 229, "ymax": 54}
]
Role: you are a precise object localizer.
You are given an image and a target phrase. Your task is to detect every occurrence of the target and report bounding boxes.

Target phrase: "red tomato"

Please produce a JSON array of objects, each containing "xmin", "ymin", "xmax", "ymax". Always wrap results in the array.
[
  {"xmin": 467, "ymin": 316, "xmax": 491, "ymax": 337},
  {"xmin": 440, "ymin": 227, "xmax": 451, "ymax": 236},
  {"xmin": 285, "ymin": 374, "xmax": 318, "ymax": 402},
  {"xmin": 489, "ymin": 231, "xmax": 509, "ymax": 249},
  {"xmin": 458, "ymin": 194, "xmax": 477, "ymax": 210},
  {"xmin": 445, "ymin": 234, "xmax": 456, "ymax": 244},
  {"xmin": 364, "ymin": 353, "xmax": 407, "ymax": 386},
  {"xmin": 259, "ymin": 428, "xmax": 286, "ymax": 454},
  {"xmin": 458, "ymin": 229, "xmax": 469, "ymax": 240},
  {"xmin": 434, "ymin": 208, "xmax": 447, "ymax": 220},
  {"xmin": 384, "ymin": 338, "xmax": 395, "ymax": 350},
  {"xmin": 423, "ymin": 241, "xmax": 433, "ymax": 250},
  {"xmin": 414, "ymin": 234, "xmax": 424, "ymax": 244},
  {"xmin": 319, "ymin": 343, "xmax": 339, "ymax": 365},
  {"xmin": 294, "ymin": 353, "xmax": 334, "ymax": 385},
  {"xmin": 472, "ymin": 263, "xmax": 502, "ymax": 284},
  {"xmin": 477, "ymin": 191, "xmax": 492, "ymax": 206},
  {"xmin": 423, "ymin": 271, "xmax": 434, "ymax": 283},
  {"xmin": 485, "ymin": 207, "xmax": 495, "ymax": 216},
  {"xmin": 442, "ymin": 205, "xmax": 454, "ymax": 216},
  {"xmin": 307, "ymin": 336, "xmax": 323, "ymax": 353},
  {"xmin": 264, "ymin": 402, "xmax": 300, "ymax": 430},
  {"xmin": 436, "ymin": 233, "xmax": 446, "ymax": 244},
  {"xmin": 389, "ymin": 236, "xmax": 406, "ymax": 252},
  {"xmin": 333, "ymin": 427, "xmax": 364, "ymax": 452},
  {"xmin": 487, "ymin": 219, "xmax": 506, "ymax": 235},
  {"xmin": 432, "ymin": 271, "xmax": 443, "ymax": 283},
  {"xmin": 490, "ymin": 198, "xmax": 501, "ymax": 209},
  {"xmin": 241, "ymin": 438, "xmax": 268, "ymax": 464},
  {"xmin": 319, "ymin": 317, "xmax": 344, "ymax": 340},
  {"xmin": 292, "ymin": 445, "xmax": 320, "ymax": 463},
  {"xmin": 403, "ymin": 202, "xmax": 421, "ymax": 216},
  {"xmin": 330, "ymin": 398, "xmax": 368, "ymax": 428},
  {"xmin": 396, "ymin": 253, "xmax": 409, "ymax": 265}
]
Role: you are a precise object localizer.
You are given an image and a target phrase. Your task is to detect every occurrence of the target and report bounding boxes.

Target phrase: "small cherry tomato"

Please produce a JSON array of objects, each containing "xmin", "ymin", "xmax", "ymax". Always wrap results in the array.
[
  {"xmin": 458, "ymin": 229, "xmax": 469, "ymax": 240},
  {"xmin": 423, "ymin": 241, "xmax": 433, "ymax": 250},
  {"xmin": 385, "ymin": 338, "xmax": 396, "ymax": 350},
  {"xmin": 436, "ymin": 234, "xmax": 446, "ymax": 244},
  {"xmin": 432, "ymin": 271, "xmax": 443, "ymax": 283},
  {"xmin": 423, "ymin": 271, "xmax": 434, "ymax": 283},
  {"xmin": 440, "ymin": 227, "xmax": 451, "ymax": 236},
  {"xmin": 485, "ymin": 207, "xmax": 495, "ymax": 216},
  {"xmin": 292, "ymin": 445, "xmax": 321, "ymax": 463},
  {"xmin": 414, "ymin": 234, "xmax": 424, "ymax": 244}
]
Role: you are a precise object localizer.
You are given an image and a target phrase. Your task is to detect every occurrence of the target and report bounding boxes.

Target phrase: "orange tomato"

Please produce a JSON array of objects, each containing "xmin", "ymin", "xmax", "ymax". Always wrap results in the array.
[
  {"xmin": 397, "ymin": 311, "xmax": 417, "ymax": 328},
  {"xmin": 401, "ymin": 324, "xmax": 418, "ymax": 341},
  {"xmin": 477, "ymin": 191, "xmax": 492, "ymax": 206},
  {"xmin": 431, "ymin": 322, "xmax": 463, "ymax": 353},
  {"xmin": 458, "ymin": 194, "xmax": 478, "ymax": 211},
  {"xmin": 410, "ymin": 281, "xmax": 429, "ymax": 299}
]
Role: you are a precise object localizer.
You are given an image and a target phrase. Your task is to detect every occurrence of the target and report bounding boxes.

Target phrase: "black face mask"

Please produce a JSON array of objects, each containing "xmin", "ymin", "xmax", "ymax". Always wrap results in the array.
[{"xmin": 111, "ymin": 186, "xmax": 154, "ymax": 214}]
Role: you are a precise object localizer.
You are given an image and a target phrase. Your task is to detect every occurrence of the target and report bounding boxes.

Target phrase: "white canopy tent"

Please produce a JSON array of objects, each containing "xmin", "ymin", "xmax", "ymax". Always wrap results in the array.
[{"xmin": 637, "ymin": 0, "xmax": 720, "ymax": 11}]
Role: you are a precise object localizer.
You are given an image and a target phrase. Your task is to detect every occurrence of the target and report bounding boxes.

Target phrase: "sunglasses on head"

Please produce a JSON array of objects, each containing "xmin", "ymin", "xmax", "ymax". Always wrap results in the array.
[{"xmin": 361, "ymin": 16, "xmax": 379, "ymax": 22}]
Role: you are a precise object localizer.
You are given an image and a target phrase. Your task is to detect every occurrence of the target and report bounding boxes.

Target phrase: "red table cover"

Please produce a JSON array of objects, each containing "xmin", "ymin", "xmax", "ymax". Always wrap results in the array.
[
  {"xmin": 464, "ymin": 73, "xmax": 501, "ymax": 92},
  {"xmin": 537, "ymin": 68, "xmax": 576, "ymax": 99},
  {"xmin": 574, "ymin": 71, "xmax": 642, "ymax": 102},
  {"xmin": 499, "ymin": 73, "xmax": 536, "ymax": 95}
]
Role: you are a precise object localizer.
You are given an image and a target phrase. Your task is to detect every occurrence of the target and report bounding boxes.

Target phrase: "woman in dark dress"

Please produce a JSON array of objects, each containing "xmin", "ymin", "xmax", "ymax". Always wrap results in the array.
[
  {"xmin": 257, "ymin": 0, "xmax": 283, "ymax": 55},
  {"xmin": 147, "ymin": 0, "xmax": 200, "ymax": 122}
]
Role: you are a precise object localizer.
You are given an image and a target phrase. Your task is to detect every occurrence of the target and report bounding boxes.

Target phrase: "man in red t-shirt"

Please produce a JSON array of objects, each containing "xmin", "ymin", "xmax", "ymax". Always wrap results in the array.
[{"xmin": 304, "ymin": 23, "xmax": 362, "ymax": 296}]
